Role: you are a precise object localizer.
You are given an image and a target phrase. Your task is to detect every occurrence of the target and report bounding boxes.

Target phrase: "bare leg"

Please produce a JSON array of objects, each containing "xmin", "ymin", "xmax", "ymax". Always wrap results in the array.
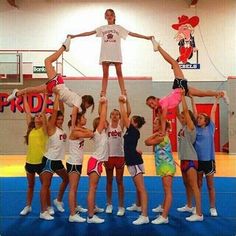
[
  {"xmin": 158, "ymin": 46, "xmax": 184, "ymax": 79},
  {"xmin": 101, "ymin": 63, "xmax": 109, "ymax": 96},
  {"xmin": 105, "ymin": 167, "xmax": 114, "ymax": 205},
  {"xmin": 189, "ymin": 86, "xmax": 221, "ymax": 97},
  {"xmin": 55, "ymin": 168, "xmax": 69, "ymax": 202},
  {"xmin": 44, "ymin": 46, "xmax": 65, "ymax": 80},
  {"xmin": 133, "ymin": 174, "xmax": 148, "ymax": 216},
  {"xmin": 182, "ymin": 171, "xmax": 194, "ymax": 207},
  {"xmin": 16, "ymin": 84, "xmax": 47, "ymax": 97},
  {"xmin": 26, "ymin": 172, "xmax": 35, "ymax": 206},
  {"xmin": 116, "ymin": 167, "xmax": 125, "ymax": 208},
  {"xmin": 115, "ymin": 63, "xmax": 126, "ymax": 95},
  {"xmin": 68, "ymin": 173, "xmax": 79, "ymax": 216},
  {"xmin": 206, "ymin": 174, "xmax": 216, "ymax": 208}
]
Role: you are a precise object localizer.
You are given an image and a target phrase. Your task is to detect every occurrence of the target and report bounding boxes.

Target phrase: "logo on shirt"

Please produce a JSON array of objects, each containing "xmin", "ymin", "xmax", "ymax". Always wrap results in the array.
[
  {"xmin": 59, "ymin": 133, "xmax": 67, "ymax": 142},
  {"xmin": 78, "ymin": 140, "xmax": 85, "ymax": 148},
  {"xmin": 108, "ymin": 130, "xmax": 122, "ymax": 138}
]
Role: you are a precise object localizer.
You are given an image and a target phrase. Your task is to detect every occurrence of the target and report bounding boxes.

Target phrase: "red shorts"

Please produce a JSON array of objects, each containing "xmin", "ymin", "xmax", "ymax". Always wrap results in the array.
[
  {"xmin": 87, "ymin": 157, "xmax": 103, "ymax": 176},
  {"xmin": 104, "ymin": 156, "xmax": 125, "ymax": 170},
  {"xmin": 46, "ymin": 75, "xmax": 64, "ymax": 94},
  {"xmin": 180, "ymin": 160, "xmax": 198, "ymax": 173}
]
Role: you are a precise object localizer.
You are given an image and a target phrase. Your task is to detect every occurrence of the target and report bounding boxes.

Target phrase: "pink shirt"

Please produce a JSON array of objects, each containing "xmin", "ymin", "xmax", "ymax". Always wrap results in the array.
[{"xmin": 159, "ymin": 88, "xmax": 182, "ymax": 109}]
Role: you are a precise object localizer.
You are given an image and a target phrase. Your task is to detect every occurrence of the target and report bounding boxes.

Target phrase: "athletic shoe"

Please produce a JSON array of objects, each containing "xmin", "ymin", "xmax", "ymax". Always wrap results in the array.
[
  {"xmin": 69, "ymin": 214, "xmax": 86, "ymax": 223},
  {"xmin": 7, "ymin": 89, "xmax": 19, "ymax": 102},
  {"xmin": 87, "ymin": 215, "xmax": 105, "ymax": 224},
  {"xmin": 132, "ymin": 215, "xmax": 149, "ymax": 225},
  {"xmin": 40, "ymin": 211, "xmax": 54, "ymax": 220},
  {"xmin": 63, "ymin": 37, "xmax": 71, "ymax": 52},
  {"xmin": 222, "ymin": 90, "xmax": 230, "ymax": 105},
  {"xmin": 105, "ymin": 204, "xmax": 113, "ymax": 214},
  {"xmin": 192, "ymin": 207, "xmax": 196, "ymax": 214},
  {"xmin": 117, "ymin": 207, "xmax": 125, "ymax": 216},
  {"xmin": 210, "ymin": 208, "xmax": 218, "ymax": 217},
  {"xmin": 75, "ymin": 205, "xmax": 88, "ymax": 213},
  {"xmin": 151, "ymin": 37, "xmax": 160, "ymax": 52},
  {"xmin": 47, "ymin": 206, "xmax": 55, "ymax": 215},
  {"xmin": 20, "ymin": 206, "xmax": 32, "ymax": 216},
  {"xmin": 126, "ymin": 203, "xmax": 141, "ymax": 212},
  {"xmin": 94, "ymin": 205, "xmax": 104, "ymax": 213},
  {"xmin": 152, "ymin": 205, "xmax": 164, "ymax": 213},
  {"xmin": 186, "ymin": 214, "xmax": 204, "ymax": 222},
  {"xmin": 151, "ymin": 215, "xmax": 169, "ymax": 224},
  {"xmin": 53, "ymin": 199, "xmax": 65, "ymax": 212},
  {"xmin": 177, "ymin": 205, "xmax": 194, "ymax": 213}
]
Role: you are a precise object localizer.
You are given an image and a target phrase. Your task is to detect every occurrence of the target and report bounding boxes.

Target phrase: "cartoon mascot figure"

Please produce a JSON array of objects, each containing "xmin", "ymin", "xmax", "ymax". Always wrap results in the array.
[{"xmin": 172, "ymin": 15, "xmax": 199, "ymax": 64}]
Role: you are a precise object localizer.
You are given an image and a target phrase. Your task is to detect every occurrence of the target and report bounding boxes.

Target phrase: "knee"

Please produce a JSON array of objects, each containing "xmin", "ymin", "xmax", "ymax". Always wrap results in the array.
[{"xmin": 116, "ymin": 177, "xmax": 123, "ymax": 186}]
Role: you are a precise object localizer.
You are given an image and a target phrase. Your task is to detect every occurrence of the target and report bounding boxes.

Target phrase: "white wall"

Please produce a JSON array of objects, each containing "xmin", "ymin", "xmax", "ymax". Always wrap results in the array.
[{"xmin": 0, "ymin": 0, "xmax": 235, "ymax": 81}]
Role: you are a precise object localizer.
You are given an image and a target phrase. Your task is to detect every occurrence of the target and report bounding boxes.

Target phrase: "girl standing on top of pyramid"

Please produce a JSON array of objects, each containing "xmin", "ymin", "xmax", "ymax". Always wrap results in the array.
[{"xmin": 68, "ymin": 8, "xmax": 153, "ymax": 97}]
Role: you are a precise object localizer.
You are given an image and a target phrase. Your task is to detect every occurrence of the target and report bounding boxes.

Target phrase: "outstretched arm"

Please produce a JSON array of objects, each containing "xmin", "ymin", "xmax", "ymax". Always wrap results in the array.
[
  {"xmin": 96, "ymin": 97, "xmax": 108, "ymax": 133},
  {"xmin": 23, "ymin": 95, "xmax": 32, "ymax": 126},
  {"xmin": 160, "ymin": 106, "xmax": 168, "ymax": 135},
  {"xmin": 71, "ymin": 127, "xmax": 94, "ymax": 139},
  {"xmin": 210, "ymin": 95, "xmax": 220, "ymax": 124},
  {"xmin": 119, "ymin": 96, "xmax": 130, "ymax": 128},
  {"xmin": 190, "ymin": 96, "xmax": 198, "ymax": 119},
  {"xmin": 68, "ymin": 30, "xmax": 96, "ymax": 39},
  {"xmin": 128, "ymin": 32, "xmax": 153, "ymax": 40},
  {"xmin": 145, "ymin": 132, "xmax": 164, "ymax": 146}
]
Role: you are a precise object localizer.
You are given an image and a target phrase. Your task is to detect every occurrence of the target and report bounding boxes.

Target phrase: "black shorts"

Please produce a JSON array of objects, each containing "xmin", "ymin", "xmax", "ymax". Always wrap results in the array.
[
  {"xmin": 66, "ymin": 163, "xmax": 82, "ymax": 175},
  {"xmin": 198, "ymin": 160, "xmax": 216, "ymax": 176},
  {"xmin": 41, "ymin": 156, "xmax": 65, "ymax": 174},
  {"xmin": 25, "ymin": 163, "xmax": 43, "ymax": 175},
  {"xmin": 172, "ymin": 78, "xmax": 189, "ymax": 95}
]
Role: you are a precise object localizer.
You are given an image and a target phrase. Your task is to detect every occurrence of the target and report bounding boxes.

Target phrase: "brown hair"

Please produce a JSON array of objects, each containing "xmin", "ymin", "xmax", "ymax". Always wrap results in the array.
[
  {"xmin": 105, "ymin": 9, "xmax": 116, "ymax": 24},
  {"xmin": 81, "ymin": 95, "xmax": 94, "ymax": 114},
  {"xmin": 132, "ymin": 115, "xmax": 146, "ymax": 129},
  {"xmin": 68, "ymin": 112, "xmax": 84, "ymax": 128},
  {"xmin": 110, "ymin": 109, "xmax": 121, "ymax": 119},
  {"xmin": 93, "ymin": 117, "xmax": 100, "ymax": 132},
  {"xmin": 199, "ymin": 113, "xmax": 210, "ymax": 126}
]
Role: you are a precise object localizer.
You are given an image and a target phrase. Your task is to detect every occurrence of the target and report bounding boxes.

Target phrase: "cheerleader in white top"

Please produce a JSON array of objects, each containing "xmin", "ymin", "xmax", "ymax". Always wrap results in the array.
[
  {"xmin": 39, "ymin": 94, "xmax": 69, "ymax": 220},
  {"xmin": 67, "ymin": 112, "xmax": 94, "ymax": 223},
  {"xmin": 104, "ymin": 99, "xmax": 131, "ymax": 216},
  {"xmin": 87, "ymin": 97, "xmax": 108, "ymax": 224},
  {"xmin": 68, "ymin": 8, "xmax": 153, "ymax": 97}
]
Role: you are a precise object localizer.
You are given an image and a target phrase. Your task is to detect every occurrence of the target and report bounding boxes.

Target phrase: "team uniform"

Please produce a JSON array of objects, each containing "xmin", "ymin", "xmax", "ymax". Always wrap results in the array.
[
  {"xmin": 123, "ymin": 124, "xmax": 144, "ymax": 177},
  {"xmin": 41, "ymin": 127, "xmax": 67, "ymax": 174},
  {"xmin": 25, "ymin": 127, "xmax": 47, "ymax": 174},
  {"xmin": 87, "ymin": 130, "xmax": 109, "ymax": 176},
  {"xmin": 96, "ymin": 24, "xmax": 129, "ymax": 64},
  {"xmin": 178, "ymin": 125, "xmax": 198, "ymax": 172},
  {"xmin": 194, "ymin": 120, "xmax": 216, "ymax": 175},
  {"xmin": 66, "ymin": 138, "xmax": 85, "ymax": 175},
  {"xmin": 105, "ymin": 124, "xmax": 125, "ymax": 170},
  {"xmin": 154, "ymin": 135, "xmax": 176, "ymax": 177},
  {"xmin": 46, "ymin": 75, "xmax": 82, "ymax": 108},
  {"xmin": 159, "ymin": 78, "xmax": 189, "ymax": 110}
]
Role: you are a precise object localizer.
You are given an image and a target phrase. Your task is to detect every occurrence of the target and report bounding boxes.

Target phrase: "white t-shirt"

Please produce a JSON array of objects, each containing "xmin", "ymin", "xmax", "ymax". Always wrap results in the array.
[
  {"xmin": 96, "ymin": 24, "xmax": 129, "ymax": 64},
  {"xmin": 57, "ymin": 84, "xmax": 82, "ymax": 108},
  {"xmin": 67, "ymin": 138, "xmax": 84, "ymax": 165},
  {"xmin": 44, "ymin": 127, "xmax": 66, "ymax": 160},
  {"xmin": 108, "ymin": 124, "xmax": 124, "ymax": 157},
  {"xmin": 92, "ymin": 130, "xmax": 109, "ymax": 161}
]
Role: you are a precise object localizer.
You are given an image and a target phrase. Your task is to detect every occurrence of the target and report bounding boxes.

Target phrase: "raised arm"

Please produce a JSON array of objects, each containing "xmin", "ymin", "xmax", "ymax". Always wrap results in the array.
[
  {"xmin": 71, "ymin": 127, "xmax": 94, "ymax": 139},
  {"xmin": 41, "ymin": 93, "xmax": 48, "ymax": 135},
  {"xmin": 190, "ymin": 96, "xmax": 198, "ymax": 119},
  {"xmin": 68, "ymin": 30, "xmax": 96, "ymax": 39},
  {"xmin": 96, "ymin": 97, "xmax": 108, "ymax": 133},
  {"xmin": 128, "ymin": 32, "xmax": 153, "ymax": 40},
  {"xmin": 47, "ymin": 94, "xmax": 60, "ymax": 135},
  {"xmin": 160, "ymin": 107, "xmax": 168, "ymax": 135},
  {"xmin": 181, "ymin": 92, "xmax": 195, "ymax": 131},
  {"xmin": 23, "ymin": 95, "xmax": 32, "ymax": 126},
  {"xmin": 119, "ymin": 96, "xmax": 130, "ymax": 128},
  {"xmin": 120, "ymin": 97, "xmax": 131, "ymax": 130},
  {"xmin": 210, "ymin": 95, "xmax": 220, "ymax": 124}
]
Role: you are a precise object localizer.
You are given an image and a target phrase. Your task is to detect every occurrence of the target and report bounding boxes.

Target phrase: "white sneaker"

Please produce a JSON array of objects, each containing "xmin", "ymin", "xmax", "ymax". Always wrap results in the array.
[
  {"xmin": 7, "ymin": 89, "xmax": 19, "ymax": 102},
  {"xmin": 151, "ymin": 215, "xmax": 169, "ymax": 224},
  {"xmin": 47, "ymin": 206, "xmax": 55, "ymax": 215},
  {"xmin": 186, "ymin": 214, "xmax": 204, "ymax": 222},
  {"xmin": 151, "ymin": 37, "xmax": 160, "ymax": 52},
  {"xmin": 117, "ymin": 207, "xmax": 125, "ymax": 216},
  {"xmin": 53, "ymin": 199, "xmax": 65, "ymax": 212},
  {"xmin": 177, "ymin": 205, "xmax": 194, "ymax": 213},
  {"xmin": 87, "ymin": 215, "xmax": 105, "ymax": 224},
  {"xmin": 210, "ymin": 208, "xmax": 218, "ymax": 217},
  {"xmin": 20, "ymin": 206, "xmax": 32, "ymax": 216},
  {"xmin": 63, "ymin": 36, "xmax": 71, "ymax": 52},
  {"xmin": 132, "ymin": 215, "xmax": 149, "ymax": 225},
  {"xmin": 126, "ymin": 203, "xmax": 141, "ymax": 212},
  {"xmin": 192, "ymin": 207, "xmax": 196, "ymax": 214},
  {"xmin": 105, "ymin": 204, "xmax": 113, "ymax": 214},
  {"xmin": 40, "ymin": 211, "xmax": 54, "ymax": 220},
  {"xmin": 69, "ymin": 214, "xmax": 86, "ymax": 223},
  {"xmin": 152, "ymin": 205, "xmax": 164, "ymax": 213},
  {"xmin": 94, "ymin": 205, "xmax": 104, "ymax": 213},
  {"xmin": 222, "ymin": 90, "xmax": 230, "ymax": 105},
  {"xmin": 75, "ymin": 205, "xmax": 88, "ymax": 213}
]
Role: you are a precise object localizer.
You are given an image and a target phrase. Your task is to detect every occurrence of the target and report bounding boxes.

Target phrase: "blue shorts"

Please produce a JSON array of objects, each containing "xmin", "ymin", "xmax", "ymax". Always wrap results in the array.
[{"xmin": 41, "ymin": 156, "xmax": 65, "ymax": 174}]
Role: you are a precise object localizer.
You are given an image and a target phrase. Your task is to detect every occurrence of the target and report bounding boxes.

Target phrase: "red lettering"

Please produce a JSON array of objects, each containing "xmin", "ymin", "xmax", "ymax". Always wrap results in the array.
[{"xmin": 0, "ymin": 93, "xmax": 10, "ymax": 112}]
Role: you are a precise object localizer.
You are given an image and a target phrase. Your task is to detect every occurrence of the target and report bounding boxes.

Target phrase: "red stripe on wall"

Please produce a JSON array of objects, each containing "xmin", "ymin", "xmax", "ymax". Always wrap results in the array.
[{"xmin": 63, "ymin": 76, "xmax": 152, "ymax": 81}]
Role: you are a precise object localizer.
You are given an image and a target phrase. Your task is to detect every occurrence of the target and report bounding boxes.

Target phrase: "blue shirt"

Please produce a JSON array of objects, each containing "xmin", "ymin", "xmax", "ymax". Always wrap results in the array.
[
  {"xmin": 123, "ymin": 124, "xmax": 143, "ymax": 166},
  {"xmin": 194, "ymin": 120, "xmax": 215, "ymax": 161}
]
